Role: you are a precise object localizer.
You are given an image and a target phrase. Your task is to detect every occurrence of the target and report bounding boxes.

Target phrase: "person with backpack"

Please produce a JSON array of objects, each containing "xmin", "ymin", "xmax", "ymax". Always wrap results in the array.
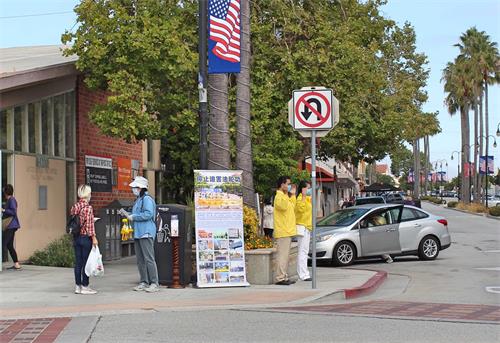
[
  {"xmin": 70, "ymin": 185, "xmax": 98, "ymax": 295},
  {"xmin": 120, "ymin": 176, "xmax": 159, "ymax": 293}
]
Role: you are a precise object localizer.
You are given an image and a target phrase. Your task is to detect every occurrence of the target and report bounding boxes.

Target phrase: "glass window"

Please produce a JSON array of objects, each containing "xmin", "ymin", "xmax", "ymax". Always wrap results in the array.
[
  {"xmin": 65, "ymin": 92, "xmax": 75, "ymax": 158},
  {"xmin": 28, "ymin": 104, "xmax": 36, "ymax": 153},
  {"xmin": 414, "ymin": 209, "xmax": 429, "ymax": 219},
  {"xmin": 318, "ymin": 208, "xmax": 369, "ymax": 227},
  {"xmin": 14, "ymin": 106, "xmax": 23, "ymax": 152},
  {"xmin": 401, "ymin": 208, "xmax": 418, "ymax": 222},
  {"xmin": 41, "ymin": 99, "xmax": 52, "ymax": 155},
  {"xmin": 147, "ymin": 138, "xmax": 153, "ymax": 164},
  {"xmin": 0, "ymin": 110, "xmax": 7, "ymax": 149},
  {"xmin": 53, "ymin": 95, "xmax": 65, "ymax": 157}
]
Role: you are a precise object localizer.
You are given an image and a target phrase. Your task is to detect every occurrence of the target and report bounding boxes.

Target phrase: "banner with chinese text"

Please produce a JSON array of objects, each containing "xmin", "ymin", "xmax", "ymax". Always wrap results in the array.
[{"xmin": 194, "ymin": 170, "xmax": 249, "ymax": 288}]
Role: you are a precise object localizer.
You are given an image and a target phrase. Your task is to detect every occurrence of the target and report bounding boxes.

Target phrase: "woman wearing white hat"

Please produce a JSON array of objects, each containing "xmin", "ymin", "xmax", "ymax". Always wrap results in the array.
[{"xmin": 120, "ymin": 176, "xmax": 159, "ymax": 292}]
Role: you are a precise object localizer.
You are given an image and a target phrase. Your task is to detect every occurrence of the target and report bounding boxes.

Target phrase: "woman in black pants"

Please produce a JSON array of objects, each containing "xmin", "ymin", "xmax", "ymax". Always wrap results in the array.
[{"xmin": 2, "ymin": 184, "xmax": 21, "ymax": 270}]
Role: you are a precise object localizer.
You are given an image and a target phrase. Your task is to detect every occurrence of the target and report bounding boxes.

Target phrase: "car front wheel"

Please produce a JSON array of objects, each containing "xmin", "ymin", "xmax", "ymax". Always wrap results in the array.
[
  {"xmin": 332, "ymin": 241, "xmax": 355, "ymax": 266},
  {"xmin": 418, "ymin": 235, "xmax": 440, "ymax": 260}
]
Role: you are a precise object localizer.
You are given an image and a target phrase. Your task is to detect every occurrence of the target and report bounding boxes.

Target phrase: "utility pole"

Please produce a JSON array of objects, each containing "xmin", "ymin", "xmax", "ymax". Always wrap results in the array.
[{"xmin": 198, "ymin": 0, "xmax": 208, "ymax": 169}]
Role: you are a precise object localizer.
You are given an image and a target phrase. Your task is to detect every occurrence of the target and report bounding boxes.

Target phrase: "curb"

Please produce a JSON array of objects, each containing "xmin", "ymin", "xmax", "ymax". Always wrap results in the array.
[{"xmin": 343, "ymin": 270, "xmax": 387, "ymax": 299}]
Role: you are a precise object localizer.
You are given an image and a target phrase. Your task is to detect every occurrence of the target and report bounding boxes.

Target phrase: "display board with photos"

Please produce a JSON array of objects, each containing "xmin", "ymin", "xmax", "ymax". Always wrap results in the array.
[{"xmin": 194, "ymin": 170, "xmax": 249, "ymax": 287}]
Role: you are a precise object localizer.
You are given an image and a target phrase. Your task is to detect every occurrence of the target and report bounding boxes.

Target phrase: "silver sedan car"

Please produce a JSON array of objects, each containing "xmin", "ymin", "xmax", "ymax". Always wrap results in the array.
[{"xmin": 310, "ymin": 204, "xmax": 451, "ymax": 266}]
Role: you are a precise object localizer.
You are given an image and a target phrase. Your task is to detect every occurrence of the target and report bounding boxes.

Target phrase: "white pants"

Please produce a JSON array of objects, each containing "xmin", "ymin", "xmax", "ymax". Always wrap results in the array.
[{"xmin": 296, "ymin": 226, "xmax": 311, "ymax": 280}]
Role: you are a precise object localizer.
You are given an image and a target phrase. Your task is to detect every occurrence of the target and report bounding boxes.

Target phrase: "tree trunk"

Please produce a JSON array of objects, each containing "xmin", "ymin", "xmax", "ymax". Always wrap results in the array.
[
  {"xmin": 236, "ymin": 0, "xmax": 255, "ymax": 207},
  {"xmin": 208, "ymin": 74, "xmax": 230, "ymax": 169},
  {"xmin": 413, "ymin": 139, "xmax": 420, "ymax": 198},
  {"xmin": 479, "ymin": 92, "xmax": 484, "ymax": 204},
  {"xmin": 485, "ymin": 83, "xmax": 490, "ymax": 202},
  {"xmin": 461, "ymin": 105, "xmax": 470, "ymax": 204},
  {"xmin": 423, "ymin": 135, "xmax": 429, "ymax": 196},
  {"xmin": 473, "ymin": 101, "xmax": 479, "ymax": 203}
]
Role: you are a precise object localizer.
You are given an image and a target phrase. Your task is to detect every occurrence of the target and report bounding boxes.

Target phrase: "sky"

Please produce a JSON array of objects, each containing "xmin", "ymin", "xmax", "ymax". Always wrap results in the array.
[{"xmin": 0, "ymin": 0, "xmax": 499, "ymax": 178}]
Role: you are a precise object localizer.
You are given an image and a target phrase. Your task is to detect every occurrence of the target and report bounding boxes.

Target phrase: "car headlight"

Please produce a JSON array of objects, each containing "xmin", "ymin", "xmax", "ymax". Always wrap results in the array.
[{"xmin": 316, "ymin": 234, "xmax": 333, "ymax": 242}]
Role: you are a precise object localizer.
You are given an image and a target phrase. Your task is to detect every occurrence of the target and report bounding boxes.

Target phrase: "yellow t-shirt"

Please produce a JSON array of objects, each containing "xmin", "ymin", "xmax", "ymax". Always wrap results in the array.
[{"xmin": 295, "ymin": 194, "xmax": 312, "ymax": 230}]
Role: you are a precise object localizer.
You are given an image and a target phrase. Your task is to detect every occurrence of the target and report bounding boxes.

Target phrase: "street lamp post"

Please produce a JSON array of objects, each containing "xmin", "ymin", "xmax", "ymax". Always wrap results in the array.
[
  {"xmin": 479, "ymin": 134, "xmax": 498, "ymax": 208},
  {"xmin": 432, "ymin": 159, "xmax": 448, "ymax": 202}
]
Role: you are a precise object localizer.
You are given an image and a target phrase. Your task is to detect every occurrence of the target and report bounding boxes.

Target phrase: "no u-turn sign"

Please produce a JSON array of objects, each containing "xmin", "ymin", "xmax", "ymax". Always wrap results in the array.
[{"xmin": 292, "ymin": 88, "xmax": 336, "ymax": 130}]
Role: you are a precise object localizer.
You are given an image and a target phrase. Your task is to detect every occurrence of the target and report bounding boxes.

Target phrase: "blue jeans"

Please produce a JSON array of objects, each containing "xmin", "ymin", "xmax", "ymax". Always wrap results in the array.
[{"xmin": 73, "ymin": 236, "xmax": 92, "ymax": 286}]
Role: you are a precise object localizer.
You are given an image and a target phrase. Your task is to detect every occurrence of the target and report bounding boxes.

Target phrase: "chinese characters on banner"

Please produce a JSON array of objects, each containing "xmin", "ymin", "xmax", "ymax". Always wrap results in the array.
[
  {"xmin": 194, "ymin": 170, "xmax": 249, "ymax": 287},
  {"xmin": 208, "ymin": 0, "xmax": 241, "ymax": 74}
]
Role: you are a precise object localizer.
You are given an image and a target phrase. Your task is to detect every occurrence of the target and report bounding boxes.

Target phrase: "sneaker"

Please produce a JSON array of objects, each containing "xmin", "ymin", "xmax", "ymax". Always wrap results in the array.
[
  {"xmin": 385, "ymin": 256, "xmax": 393, "ymax": 264},
  {"xmin": 80, "ymin": 286, "xmax": 97, "ymax": 295},
  {"xmin": 145, "ymin": 284, "xmax": 160, "ymax": 293},
  {"xmin": 303, "ymin": 277, "xmax": 312, "ymax": 281},
  {"xmin": 133, "ymin": 282, "xmax": 148, "ymax": 291},
  {"xmin": 75, "ymin": 285, "xmax": 81, "ymax": 294}
]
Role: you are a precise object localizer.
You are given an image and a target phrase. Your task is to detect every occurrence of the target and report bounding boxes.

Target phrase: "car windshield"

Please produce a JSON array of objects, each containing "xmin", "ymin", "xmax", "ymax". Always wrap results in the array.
[
  {"xmin": 355, "ymin": 197, "xmax": 384, "ymax": 205},
  {"xmin": 318, "ymin": 208, "xmax": 369, "ymax": 227}
]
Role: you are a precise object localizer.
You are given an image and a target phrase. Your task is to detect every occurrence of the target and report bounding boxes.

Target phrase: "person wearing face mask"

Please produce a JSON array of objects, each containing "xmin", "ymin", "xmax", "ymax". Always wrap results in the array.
[
  {"xmin": 273, "ymin": 176, "xmax": 297, "ymax": 285},
  {"xmin": 295, "ymin": 181, "xmax": 313, "ymax": 281},
  {"xmin": 121, "ymin": 176, "xmax": 160, "ymax": 293}
]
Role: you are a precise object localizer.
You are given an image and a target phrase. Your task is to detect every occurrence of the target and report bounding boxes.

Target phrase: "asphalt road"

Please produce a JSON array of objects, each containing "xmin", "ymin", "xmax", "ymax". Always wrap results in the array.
[
  {"xmin": 346, "ymin": 202, "xmax": 500, "ymax": 305},
  {"xmin": 83, "ymin": 202, "xmax": 500, "ymax": 343}
]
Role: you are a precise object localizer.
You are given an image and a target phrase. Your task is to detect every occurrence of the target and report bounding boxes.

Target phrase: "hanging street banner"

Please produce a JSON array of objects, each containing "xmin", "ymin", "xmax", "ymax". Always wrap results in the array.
[
  {"xmin": 479, "ymin": 156, "xmax": 494, "ymax": 175},
  {"xmin": 464, "ymin": 162, "xmax": 475, "ymax": 177},
  {"xmin": 194, "ymin": 170, "xmax": 249, "ymax": 288},
  {"xmin": 208, "ymin": 0, "xmax": 241, "ymax": 74},
  {"xmin": 85, "ymin": 155, "xmax": 112, "ymax": 192}
]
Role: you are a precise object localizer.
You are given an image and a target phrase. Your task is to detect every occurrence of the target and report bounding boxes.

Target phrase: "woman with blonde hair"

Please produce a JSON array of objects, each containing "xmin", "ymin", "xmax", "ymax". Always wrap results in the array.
[{"xmin": 70, "ymin": 184, "xmax": 99, "ymax": 295}]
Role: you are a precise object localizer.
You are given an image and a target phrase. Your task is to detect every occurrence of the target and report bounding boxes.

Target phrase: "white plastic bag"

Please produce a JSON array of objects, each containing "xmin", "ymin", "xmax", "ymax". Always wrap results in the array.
[{"xmin": 85, "ymin": 246, "xmax": 104, "ymax": 277}]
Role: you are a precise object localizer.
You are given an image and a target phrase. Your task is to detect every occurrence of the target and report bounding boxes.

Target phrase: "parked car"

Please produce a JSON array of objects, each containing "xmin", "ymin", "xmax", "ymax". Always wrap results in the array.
[
  {"xmin": 486, "ymin": 195, "xmax": 500, "ymax": 208},
  {"xmin": 310, "ymin": 204, "xmax": 451, "ymax": 266},
  {"xmin": 384, "ymin": 193, "xmax": 405, "ymax": 204},
  {"xmin": 354, "ymin": 196, "xmax": 386, "ymax": 206}
]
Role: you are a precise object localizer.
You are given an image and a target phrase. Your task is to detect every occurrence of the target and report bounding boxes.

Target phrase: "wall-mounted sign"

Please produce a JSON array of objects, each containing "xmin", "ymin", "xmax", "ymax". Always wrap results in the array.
[
  {"xmin": 116, "ymin": 158, "xmax": 132, "ymax": 191},
  {"xmin": 85, "ymin": 155, "xmax": 112, "ymax": 192}
]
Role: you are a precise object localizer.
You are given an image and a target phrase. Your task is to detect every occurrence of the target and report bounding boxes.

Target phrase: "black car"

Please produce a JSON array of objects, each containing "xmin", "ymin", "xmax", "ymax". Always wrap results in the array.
[{"xmin": 384, "ymin": 193, "xmax": 405, "ymax": 204}]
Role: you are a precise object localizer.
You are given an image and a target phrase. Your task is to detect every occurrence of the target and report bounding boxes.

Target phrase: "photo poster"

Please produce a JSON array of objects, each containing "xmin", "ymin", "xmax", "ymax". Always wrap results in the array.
[{"xmin": 194, "ymin": 170, "xmax": 249, "ymax": 288}]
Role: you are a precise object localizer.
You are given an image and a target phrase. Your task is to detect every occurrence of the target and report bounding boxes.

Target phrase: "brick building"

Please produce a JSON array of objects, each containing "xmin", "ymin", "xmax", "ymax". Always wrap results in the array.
[{"xmin": 0, "ymin": 46, "xmax": 162, "ymax": 260}]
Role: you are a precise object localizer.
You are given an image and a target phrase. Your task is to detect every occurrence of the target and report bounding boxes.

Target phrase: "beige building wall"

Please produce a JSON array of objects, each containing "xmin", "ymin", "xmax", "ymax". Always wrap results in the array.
[{"xmin": 13, "ymin": 155, "xmax": 66, "ymax": 260}]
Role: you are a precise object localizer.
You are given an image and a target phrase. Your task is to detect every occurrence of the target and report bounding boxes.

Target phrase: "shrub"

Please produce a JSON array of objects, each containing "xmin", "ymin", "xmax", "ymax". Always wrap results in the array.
[
  {"xmin": 30, "ymin": 234, "xmax": 75, "ymax": 267},
  {"xmin": 423, "ymin": 196, "xmax": 443, "ymax": 204},
  {"xmin": 456, "ymin": 202, "xmax": 488, "ymax": 213},
  {"xmin": 243, "ymin": 205, "xmax": 259, "ymax": 240},
  {"xmin": 489, "ymin": 206, "xmax": 500, "ymax": 217},
  {"xmin": 447, "ymin": 201, "xmax": 458, "ymax": 208},
  {"xmin": 243, "ymin": 205, "xmax": 274, "ymax": 249}
]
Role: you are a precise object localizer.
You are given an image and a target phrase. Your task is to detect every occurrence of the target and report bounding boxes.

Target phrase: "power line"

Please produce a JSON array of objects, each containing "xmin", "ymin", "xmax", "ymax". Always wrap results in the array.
[{"xmin": 0, "ymin": 11, "xmax": 73, "ymax": 19}]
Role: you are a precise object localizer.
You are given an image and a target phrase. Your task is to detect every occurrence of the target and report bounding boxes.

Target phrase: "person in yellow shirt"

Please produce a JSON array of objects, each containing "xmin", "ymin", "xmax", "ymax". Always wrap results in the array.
[
  {"xmin": 295, "ymin": 181, "xmax": 312, "ymax": 281},
  {"xmin": 273, "ymin": 176, "xmax": 297, "ymax": 285}
]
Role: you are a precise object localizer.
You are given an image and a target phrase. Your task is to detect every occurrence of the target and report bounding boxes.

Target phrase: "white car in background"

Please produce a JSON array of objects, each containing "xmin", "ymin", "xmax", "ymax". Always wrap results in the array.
[
  {"xmin": 486, "ymin": 195, "xmax": 500, "ymax": 207},
  {"xmin": 310, "ymin": 204, "xmax": 451, "ymax": 266}
]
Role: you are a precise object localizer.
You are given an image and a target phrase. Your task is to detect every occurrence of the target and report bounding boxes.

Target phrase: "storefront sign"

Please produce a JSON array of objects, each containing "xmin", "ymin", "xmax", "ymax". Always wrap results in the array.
[
  {"xmin": 116, "ymin": 158, "xmax": 132, "ymax": 191},
  {"xmin": 194, "ymin": 170, "xmax": 249, "ymax": 287},
  {"xmin": 85, "ymin": 155, "xmax": 112, "ymax": 192}
]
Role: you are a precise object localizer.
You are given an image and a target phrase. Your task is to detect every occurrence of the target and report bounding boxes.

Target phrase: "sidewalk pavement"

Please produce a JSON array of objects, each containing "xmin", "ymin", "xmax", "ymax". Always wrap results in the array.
[{"xmin": 0, "ymin": 257, "xmax": 383, "ymax": 320}]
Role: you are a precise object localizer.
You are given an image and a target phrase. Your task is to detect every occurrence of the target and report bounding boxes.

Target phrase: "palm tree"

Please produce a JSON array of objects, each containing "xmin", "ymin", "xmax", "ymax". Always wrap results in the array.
[
  {"xmin": 455, "ymin": 28, "xmax": 500, "ymax": 203},
  {"xmin": 236, "ymin": 0, "xmax": 256, "ymax": 207},
  {"xmin": 208, "ymin": 74, "xmax": 231, "ymax": 169},
  {"xmin": 442, "ymin": 56, "xmax": 475, "ymax": 203}
]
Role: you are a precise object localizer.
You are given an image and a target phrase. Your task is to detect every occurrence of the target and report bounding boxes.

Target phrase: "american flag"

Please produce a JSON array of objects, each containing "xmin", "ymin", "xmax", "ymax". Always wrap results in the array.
[{"xmin": 209, "ymin": 0, "xmax": 241, "ymax": 63}]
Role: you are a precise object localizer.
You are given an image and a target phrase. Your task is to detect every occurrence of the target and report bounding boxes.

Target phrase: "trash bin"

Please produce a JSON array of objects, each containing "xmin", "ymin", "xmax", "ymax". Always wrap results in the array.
[
  {"xmin": 95, "ymin": 199, "xmax": 134, "ymax": 261},
  {"xmin": 154, "ymin": 204, "xmax": 193, "ymax": 287}
]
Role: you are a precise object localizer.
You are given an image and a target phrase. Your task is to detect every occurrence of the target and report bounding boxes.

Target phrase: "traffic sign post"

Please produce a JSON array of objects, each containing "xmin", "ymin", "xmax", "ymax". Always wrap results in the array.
[{"xmin": 289, "ymin": 87, "xmax": 339, "ymax": 289}]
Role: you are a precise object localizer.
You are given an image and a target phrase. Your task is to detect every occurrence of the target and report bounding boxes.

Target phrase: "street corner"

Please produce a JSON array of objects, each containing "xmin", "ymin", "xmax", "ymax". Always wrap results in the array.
[{"xmin": 343, "ymin": 269, "xmax": 388, "ymax": 299}]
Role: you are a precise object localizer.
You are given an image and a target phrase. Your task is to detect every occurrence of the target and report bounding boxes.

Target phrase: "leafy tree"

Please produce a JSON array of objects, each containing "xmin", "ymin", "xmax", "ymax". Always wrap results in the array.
[
  {"xmin": 375, "ymin": 173, "xmax": 395, "ymax": 186},
  {"xmin": 62, "ymin": 0, "xmax": 438, "ymax": 202}
]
